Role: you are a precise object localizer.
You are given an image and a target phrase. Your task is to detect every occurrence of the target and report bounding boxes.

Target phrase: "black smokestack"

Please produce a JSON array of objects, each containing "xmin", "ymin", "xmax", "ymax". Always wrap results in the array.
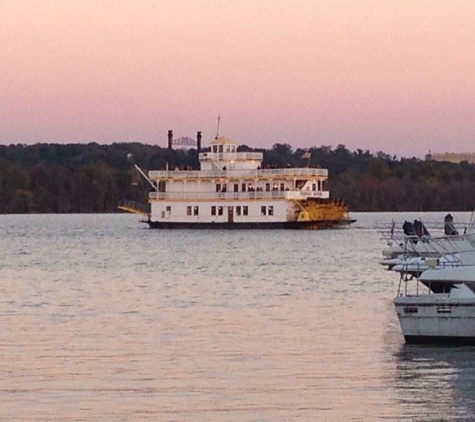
[
  {"xmin": 167, "ymin": 130, "xmax": 173, "ymax": 169},
  {"xmin": 196, "ymin": 131, "xmax": 202, "ymax": 155},
  {"xmin": 168, "ymin": 130, "xmax": 173, "ymax": 150}
]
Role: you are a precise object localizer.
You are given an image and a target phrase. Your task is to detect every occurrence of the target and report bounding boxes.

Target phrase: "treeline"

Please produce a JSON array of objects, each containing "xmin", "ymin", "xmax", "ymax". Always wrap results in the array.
[{"xmin": 1, "ymin": 142, "xmax": 475, "ymax": 213}]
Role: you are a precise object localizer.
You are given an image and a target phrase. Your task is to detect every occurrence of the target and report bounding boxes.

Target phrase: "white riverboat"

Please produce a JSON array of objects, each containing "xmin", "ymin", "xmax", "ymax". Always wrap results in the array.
[{"xmin": 121, "ymin": 131, "xmax": 355, "ymax": 229}]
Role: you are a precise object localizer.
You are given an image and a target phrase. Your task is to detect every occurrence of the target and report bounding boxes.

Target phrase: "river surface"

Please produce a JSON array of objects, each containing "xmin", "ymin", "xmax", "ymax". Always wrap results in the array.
[{"xmin": 1, "ymin": 211, "xmax": 475, "ymax": 421}]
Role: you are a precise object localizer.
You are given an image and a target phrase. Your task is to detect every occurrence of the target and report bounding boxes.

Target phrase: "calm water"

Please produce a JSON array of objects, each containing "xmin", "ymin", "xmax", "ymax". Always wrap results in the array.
[{"xmin": 1, "ymin": 211, "xmax": 475, "ymax": 421}]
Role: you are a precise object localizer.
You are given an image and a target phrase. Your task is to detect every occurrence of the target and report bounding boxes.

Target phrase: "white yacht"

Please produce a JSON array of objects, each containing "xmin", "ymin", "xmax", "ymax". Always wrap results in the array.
[
  {"xmin": 386, "ymin": 234, "xmax": 475, "ymax": 344},
  {"xmin": 394, "ymin": 264, "xmax": 475, "ymax": 345},
  {"xmin": 122, "ymin": 131, "xmax": 355, "ymax": 229}
]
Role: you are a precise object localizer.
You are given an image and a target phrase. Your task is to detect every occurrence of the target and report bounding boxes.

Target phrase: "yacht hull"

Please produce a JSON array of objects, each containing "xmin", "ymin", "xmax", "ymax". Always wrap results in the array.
[
  {"xmin": 395, "ymin": 298, "xmax": 475, "ymax": 345},
  {"xmin": 403, "ymin": 335, "xmax": 475, "ymax": 345}
]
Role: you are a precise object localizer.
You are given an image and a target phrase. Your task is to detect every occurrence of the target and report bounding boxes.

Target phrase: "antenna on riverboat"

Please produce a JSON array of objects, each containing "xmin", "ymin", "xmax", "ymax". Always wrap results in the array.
[{"xmin": 215, "ymin": 116, "xmax": 221, "ymax": 139}]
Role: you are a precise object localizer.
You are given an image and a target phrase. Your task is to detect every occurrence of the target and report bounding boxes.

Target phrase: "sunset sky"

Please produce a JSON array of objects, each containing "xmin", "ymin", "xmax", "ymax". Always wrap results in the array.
[{"xmin": 1, "ymin": 0, "xmax": 474, "ymax": 157}]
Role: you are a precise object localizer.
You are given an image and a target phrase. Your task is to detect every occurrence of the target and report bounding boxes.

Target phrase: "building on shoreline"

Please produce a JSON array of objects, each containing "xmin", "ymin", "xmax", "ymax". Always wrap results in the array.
[{"xmin": 425, "ymin": 152, "xmax": 475, "ymax": 164}]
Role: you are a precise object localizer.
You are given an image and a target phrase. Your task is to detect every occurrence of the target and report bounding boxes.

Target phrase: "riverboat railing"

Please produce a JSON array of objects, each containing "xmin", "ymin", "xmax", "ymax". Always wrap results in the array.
[
  {"xmin": 199, "ymin": 152, "xmax": 263, "ymax": 161},
  {"xmin": 118, "ymin": 200, "xmax": 150, "ymax": 217},
  {"xmin": 148, "ymin": 190, "xmax": 330, "ymax": 201},
  {"xmin": 148, "ymin": 167, "xmax": 328, "ymax": 180}
]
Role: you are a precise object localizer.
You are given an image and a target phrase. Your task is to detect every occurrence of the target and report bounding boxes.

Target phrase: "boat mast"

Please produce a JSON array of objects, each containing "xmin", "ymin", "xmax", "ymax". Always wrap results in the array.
[{"xmin": 215, "ymin": 116, "xmax": 221, "ymax": 139}]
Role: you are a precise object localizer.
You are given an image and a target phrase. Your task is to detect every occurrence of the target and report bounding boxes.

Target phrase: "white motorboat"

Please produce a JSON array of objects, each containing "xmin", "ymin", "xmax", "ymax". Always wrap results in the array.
[
  {"xmin": 386, "ymin": 232, "xmax": 475, "ymax": 344},
  {"xmin": 394, "ymin": 264, "xmax": 475, "ymax": 345}
]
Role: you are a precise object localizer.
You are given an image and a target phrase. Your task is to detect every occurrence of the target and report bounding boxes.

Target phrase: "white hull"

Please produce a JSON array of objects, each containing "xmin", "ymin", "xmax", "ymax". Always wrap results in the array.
[{"xmin": 394, "ymin": 295, "xmax": 475, "ymax": 344}]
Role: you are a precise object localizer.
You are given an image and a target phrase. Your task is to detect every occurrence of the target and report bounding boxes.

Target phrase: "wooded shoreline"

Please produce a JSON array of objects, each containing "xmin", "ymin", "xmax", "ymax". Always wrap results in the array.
[{"xmin": 1, "ymin": 142, "xmax": 474, "ymax": 214}]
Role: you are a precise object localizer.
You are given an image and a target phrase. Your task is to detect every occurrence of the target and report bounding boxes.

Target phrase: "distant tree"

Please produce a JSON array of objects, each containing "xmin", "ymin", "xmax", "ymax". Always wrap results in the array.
[{"xmin": 369, "ymin": 157, "xmax": 391, "ymax": 180}]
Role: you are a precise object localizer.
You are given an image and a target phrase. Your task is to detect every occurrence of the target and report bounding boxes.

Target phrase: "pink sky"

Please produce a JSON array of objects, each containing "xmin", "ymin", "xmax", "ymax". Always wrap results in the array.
[{"xmin": 1, "ymin": 0, "xmax": 474, "ymax": 158}]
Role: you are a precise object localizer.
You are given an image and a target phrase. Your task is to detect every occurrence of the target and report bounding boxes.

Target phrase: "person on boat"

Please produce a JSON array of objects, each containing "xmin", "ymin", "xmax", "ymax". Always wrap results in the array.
[
  {"xmin": 403, "ymin": 221, "xmax": 415, "ymax": 236},
  {"xmin": 444, "ymin": 213, "xmax": 459, "ymax": 236}
]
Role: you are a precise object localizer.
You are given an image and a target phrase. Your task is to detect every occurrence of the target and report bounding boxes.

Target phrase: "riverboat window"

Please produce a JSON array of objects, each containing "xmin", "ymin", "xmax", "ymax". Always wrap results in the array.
[
  {"xmin": 268, "ymin": 206, "xmax": 274, "ymax": 216},
  {"xmin": 166, "ymin": 206, "xmax": 171, "ymax": 214},
  {"xmin": 218, "ymin": 206, "xmax": 223, "ymax": 216},
  {"xmin": 221, "ymin": 184, "xmax": 227, "ymax": 192},
  {"xmin": 280, "ymin": 183, "xmax": 285, "ymax": 191},
  {"xmin": 158, "ymin": 181, "xmax": 166, "ymax": 192},
  {"xmin": 236, "ymin": 206, "xmax": 241, "ymax": 216},
  {"xmin": 216, "ymin": 183, "xmax": 221, "ymax": 192},
  {"xmin": 312, "ymin": 183, "xmax": 317, "ymax": 191},
  {"xmin": 226, "ymin": 145, "xmax": 230, "ymax": 152},
  {"xmin": 272, "ymin": 183, "xmax": 279, "ymax": 191},
  {"xmin": 265, "ymin": 183, "xmax": 270, "ymax": 191},
  {"xmin": 234, "ymin": 184, "xmax": 239, "ymax": 192},
  {"xmin": 261, "ymin": 206, "xmax": 266, "ymax": 216},
  {"xmin": 187, "ymin": 206, "xmax": 192, "ymax": 215},
  {"xmin": 248, "ymin": 184, "xmax": 255, "ymax": 192},
  {"xmin": 242, "ymin": 183, "xmax": 246, "ymax": 192},
  {"xmin": 218, "ymin": 145, "xmax": 223, "ymax": 153},
  {"xmin": 211, "ymin": 206, "xmax": 216, "ymax": 215},
  {"xmin": 243, "ymin": 206, "xmax": 248, "ymax": 216},
  {"xmin": 193, "ymin": 206, "xmax": 199, "ymax": 216}
]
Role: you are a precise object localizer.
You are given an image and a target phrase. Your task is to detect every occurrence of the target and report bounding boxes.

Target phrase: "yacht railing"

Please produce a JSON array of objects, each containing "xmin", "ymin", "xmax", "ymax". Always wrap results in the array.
[
  {"xmin": 378, "ymin": 221, "xmax": 474, "ymax": 257},
  {"xmin": 393, "ymin": 233, "xmax": 475, "ymax": 296},
  {"xmin": 380, "ymin": 217, "xmax": 475, "ymax": 298},
  {"xmin": 148, "ymin": 168, "xmax": 328, "ymax": 179}
]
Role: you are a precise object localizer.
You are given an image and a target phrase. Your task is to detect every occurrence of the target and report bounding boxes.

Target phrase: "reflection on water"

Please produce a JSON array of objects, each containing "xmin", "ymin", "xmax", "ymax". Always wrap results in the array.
[
  {"xmin": 394, "ymin": 345, "xmax": 475, "ymax": 421},
  {"xmin": 0, "ymin": 212, "xmax": 474, "ymax": 420}
]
